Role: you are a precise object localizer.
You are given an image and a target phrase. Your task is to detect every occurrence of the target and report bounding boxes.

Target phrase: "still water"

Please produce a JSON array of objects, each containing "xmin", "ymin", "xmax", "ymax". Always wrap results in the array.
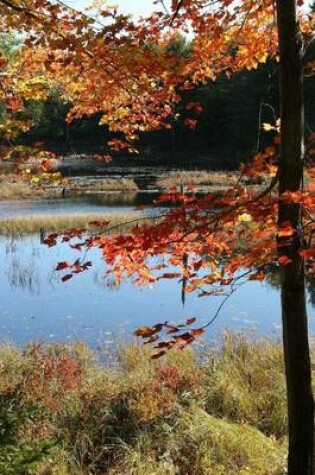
[
  {"xmin": 0, "ymin": 233, "xmax": 314, "ymax": 349},
  {"xmin": 0, "ymin": 193, "xmax": 159, "ymax": 218},
  {"xmin": 0, "ymin": 194, "xmax": 314, "ymax": 348}
]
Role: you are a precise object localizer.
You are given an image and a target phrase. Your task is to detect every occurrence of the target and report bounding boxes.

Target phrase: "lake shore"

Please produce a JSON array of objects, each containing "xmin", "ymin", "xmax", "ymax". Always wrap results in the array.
[{"xmin": 0, "ymin": 169, "xmax": 241, "ymax": 201}]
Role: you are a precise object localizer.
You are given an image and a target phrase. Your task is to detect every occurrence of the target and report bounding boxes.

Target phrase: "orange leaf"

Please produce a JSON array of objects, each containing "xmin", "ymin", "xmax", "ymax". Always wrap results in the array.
[
  {"xmin": 134, "ymin": 326, "xmax": 155, "ymax": 338},
  {"xmin": 191, "ymin": 328, "xmax": 205, "ymax": 337}
]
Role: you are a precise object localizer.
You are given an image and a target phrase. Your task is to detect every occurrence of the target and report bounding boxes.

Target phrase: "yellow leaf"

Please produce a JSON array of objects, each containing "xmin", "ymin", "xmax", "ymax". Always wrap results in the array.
[
  {"xmin": 262, "ymin": 123, "xmax": 275, "ymax": 132},
  {"xmin": 238, "ymin": 213, "xmax": 252, "ymax": 223}
]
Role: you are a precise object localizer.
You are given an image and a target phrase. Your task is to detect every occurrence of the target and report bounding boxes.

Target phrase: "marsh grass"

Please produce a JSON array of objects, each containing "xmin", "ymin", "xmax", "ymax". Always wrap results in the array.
[
  {"xmin": 156, "ymin": 170, "xmax": 239, "ymax": 190},
  {"xmin": 70, "ymin": 178, "xmax": 139, "ymax": 193},
  {"xmin": 0, "ymin": 213, "xmax": 143, "ymax": 236},
  {"xmin": 0, "ymin": 333, "xmax": 295, "ymax": 475},
  {"xmin": 0, "ymin": 175, "xmax": 48, "ymax": 200}
]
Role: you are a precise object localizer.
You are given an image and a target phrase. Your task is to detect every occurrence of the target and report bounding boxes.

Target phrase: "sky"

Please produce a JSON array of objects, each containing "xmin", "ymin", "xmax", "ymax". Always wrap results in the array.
[
  {"xmin": 66, "ymin": 0, "xmax": 159, "ymax": 17},
  {"xmin": 66, "ymin": 0, "xmax": 312, "ymax": 18}
]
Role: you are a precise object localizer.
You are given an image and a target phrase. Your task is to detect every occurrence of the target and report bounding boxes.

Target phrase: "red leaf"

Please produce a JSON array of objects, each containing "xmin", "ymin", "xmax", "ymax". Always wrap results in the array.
[
  {"xmin": 56, "ymin": 262, "xmax": 69, "ymax": 271},
  {"xmin": 186, "ymin": 317, "xmax": 196, "ymax": 325},
  {"xmin": 151, "ymin": 350, "xmax": 166, "ymax": 359},
  {"xmin": 278, "ymin": 255, "xmax": 292, "ymax": 266},
  {"xmin": 41, "ymin": 160, "xmax": 52, "ymax": 172},
  {"xmin": 43, "ymin": 238, "xmax": 57, "ymax": 247},
  {"xmin": 165, "ymin": 324, "xmax": 179, "ymax": 334},
  {"xmin": 61, "ymin": 274, "xmax": 73, "ymax": 282},
  {"xmin": 159, "ymin": 272, "xmax": 182, "ymax": 279}
]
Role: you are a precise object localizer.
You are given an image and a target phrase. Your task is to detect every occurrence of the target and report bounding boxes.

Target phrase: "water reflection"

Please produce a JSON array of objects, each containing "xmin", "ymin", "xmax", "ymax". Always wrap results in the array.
[
  {"xmin": 265, "ymin": 264, "xmax": 315, "ymax": 308},
  {"xmin": 0, "ymin": 235, "xmax": 314, "ymax": 347},
  {"xmin": 0, "ymin": 192, "xmax": 165, "ymax": 220}
]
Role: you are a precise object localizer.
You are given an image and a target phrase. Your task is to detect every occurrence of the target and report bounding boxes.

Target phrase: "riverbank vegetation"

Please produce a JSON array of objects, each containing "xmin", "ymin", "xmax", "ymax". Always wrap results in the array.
[
  {"xmin": 0, "ymin": 213, "xmax": 142, "ymax": 236},
  {"xmin": 156, "ymin": 170, "xmax": 239, "ymax": 190},
  {"xmin": 70, "ymin": 177, "xmax": 139, "ymax": 193},
  {"xmin": 0, "ymin": 174, "xmax": 48, "ymax": 200},
  {"xmin": 0, "ymin": 171, "xmax": 241, "ymax": 200},
  {"xmin": 0, "ymin": 333, "xmax": 291, "ymax": 475}
]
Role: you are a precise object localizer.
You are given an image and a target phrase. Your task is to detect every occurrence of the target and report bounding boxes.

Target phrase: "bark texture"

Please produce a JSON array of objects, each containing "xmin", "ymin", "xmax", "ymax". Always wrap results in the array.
[{"xmin": 277, "ymin": 0, "xmax": 314, "ymax": 473}]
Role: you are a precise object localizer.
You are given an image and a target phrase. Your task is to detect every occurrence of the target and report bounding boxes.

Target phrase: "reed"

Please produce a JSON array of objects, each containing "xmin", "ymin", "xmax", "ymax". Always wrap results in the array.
[
  {"xmin": 0, "ymin": 213, "xmax": 143, "ymax": 236},
  {"xmin": 70, "ymin": 177, "xmax": 139, "ymax": 192},
  {"xmin": 156, "ymin": 170, "xmax": 239, "ymax": 189}
]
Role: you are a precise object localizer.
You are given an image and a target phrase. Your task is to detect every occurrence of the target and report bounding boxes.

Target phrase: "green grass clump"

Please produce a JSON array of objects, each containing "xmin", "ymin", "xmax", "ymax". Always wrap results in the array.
[
  {"xmin": 0, "ymin": 334, "xmax": 291, "ymax": 474},
  {"xmin": 203, "ymin": 333, "xmax": 287, "ymax": 437}
]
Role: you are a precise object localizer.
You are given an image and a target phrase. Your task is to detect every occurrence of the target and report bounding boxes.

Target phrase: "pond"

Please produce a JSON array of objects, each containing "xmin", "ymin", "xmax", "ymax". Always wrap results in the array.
[
  {"xmin": 0, "ymin": 232, "xmax": 315, "ymax": 349},
  {"xmin": 0, "ymin": 192, "xmax": 160, "ymax": 218},
  {"xmin": 0, "ymin": 193, "xmax": 314, "ymax": 349}
]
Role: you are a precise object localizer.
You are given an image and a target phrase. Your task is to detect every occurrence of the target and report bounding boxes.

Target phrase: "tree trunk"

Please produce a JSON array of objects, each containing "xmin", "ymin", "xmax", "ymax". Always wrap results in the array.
[{"xmin": 276, "ymin": 0, "xmax": 314, "ymax": 473}]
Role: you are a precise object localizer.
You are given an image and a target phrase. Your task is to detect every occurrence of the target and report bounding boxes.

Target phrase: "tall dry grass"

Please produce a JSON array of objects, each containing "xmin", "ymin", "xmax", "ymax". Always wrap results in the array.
[
  {"xmin": 70, "ymin": 178, "xmax": 139, "ymax": 193},
  {"xmin": 0, "ymin": 175, "xmax": 47, "ymax": 200},
  {"xmin": 0, "ymin": 213, "xmax": 142, "ymax": 236},
  {"xmin": 156, "ymin": 170, "xmax": 239, "ymax": 190}
]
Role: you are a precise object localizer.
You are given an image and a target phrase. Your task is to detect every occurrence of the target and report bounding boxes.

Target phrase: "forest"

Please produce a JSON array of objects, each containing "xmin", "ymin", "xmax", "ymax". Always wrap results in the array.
[{"xmin": 1, "ymin": 33, "xmax": 315, "ymax": 169}]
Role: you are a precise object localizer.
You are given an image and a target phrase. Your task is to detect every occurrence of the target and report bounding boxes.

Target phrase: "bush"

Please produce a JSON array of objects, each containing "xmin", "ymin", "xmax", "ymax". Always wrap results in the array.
[{"xmin": 0, "ymin": 334, "xmax": 290, "ymax": 474}]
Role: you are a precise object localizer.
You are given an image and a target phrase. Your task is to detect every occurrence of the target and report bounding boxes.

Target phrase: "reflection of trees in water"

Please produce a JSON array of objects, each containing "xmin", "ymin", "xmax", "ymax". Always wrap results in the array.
[
  {"xmin": 265, "ymin": 264, "xmax": 315, "ymax": 308},
  {"xmin": 84, "ymin": 192, "xmax": 138, "ymax": 206},
  {"xmin": 4, "ymin": 237, "xmax": 56, "ymax": 294},
  {"xmin": 92, "ymin": 272, "xmax": 121, "ymax": 291},
  {"xmin": 7, "ymin": 256, "xmax": 41, "ymax": 294}
]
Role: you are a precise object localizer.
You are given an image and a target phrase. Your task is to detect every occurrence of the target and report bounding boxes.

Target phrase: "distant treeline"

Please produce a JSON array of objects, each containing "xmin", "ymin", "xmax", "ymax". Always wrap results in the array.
[
  {"xmin": 21, "ymin": 63, "xmax": 315, "ymax": 167},
  {"xmin": 1, "ymin": 33, "xmax": 315, "ymax": 169}
]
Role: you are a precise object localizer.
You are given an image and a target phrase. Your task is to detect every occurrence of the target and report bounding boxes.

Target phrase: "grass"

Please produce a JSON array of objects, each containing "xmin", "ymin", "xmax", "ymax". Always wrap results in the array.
[
  {"xmin": 0, "ymin": 174, "xmax": 138, "ymax": 201},
  {"xmin": 156, "ymin": 171, "xmax": 239, "ymax": 190},
  {"xmin": 0, "ymin": 171, "xmax": 244, "ymax": 199},
  {"xmin": 0, "ymin": 213, "xmax": 143, "ymax": 236},
  {"xmin": 70, "ymin": 178, "xmax": 139, "ymax": 193},
  {"xmin": 0, "ymin": 174, "xmax": 48, "ymax": 200},
  {"xmin": 0, "ymin": 333, "xmax": 294, "ymax": 475}
]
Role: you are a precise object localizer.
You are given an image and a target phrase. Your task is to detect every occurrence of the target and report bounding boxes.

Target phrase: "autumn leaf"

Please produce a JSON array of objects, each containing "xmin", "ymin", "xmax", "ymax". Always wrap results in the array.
[
  {"xmin": 186, "ymin": 317, "xmax": 196, "ymax": 325},
  {"xmin": 56, "ymin": 262, "xmax": 70, "ymax": 271},
  {"xmin": 159, "ymin": 273, "xmax": 182, "ymax": 279},
  {"xmin": 191, "ymin": 328, "xmax": 205, "ymax": 337},
  {"xmin": 151, "ymin": 350, "xmax": 166, "ymax": 359},
  {"xmin": 41, "ymin": 160, "xmax": 52, "ymax": 172},
  {"xmin": 249, "ymin": 272, "xmax": 265, "ymax": 281},
  {"xmin": 278, "ymin": 255, "xmax": 293, "ymax": 266},
  {"xmin": 134, "ymin": 326, "xmax": 155, "ymax": 338}
]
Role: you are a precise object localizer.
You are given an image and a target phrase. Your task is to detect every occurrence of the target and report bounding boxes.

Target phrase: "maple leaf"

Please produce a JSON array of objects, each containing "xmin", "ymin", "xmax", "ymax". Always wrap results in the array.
[
  {"xmin": 278, "ymin": 255, "xmax": 293, "ymax": 266},
  {"xmin": 134, "ymin": 326, "xmax": 155, "ymax": 338}
]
